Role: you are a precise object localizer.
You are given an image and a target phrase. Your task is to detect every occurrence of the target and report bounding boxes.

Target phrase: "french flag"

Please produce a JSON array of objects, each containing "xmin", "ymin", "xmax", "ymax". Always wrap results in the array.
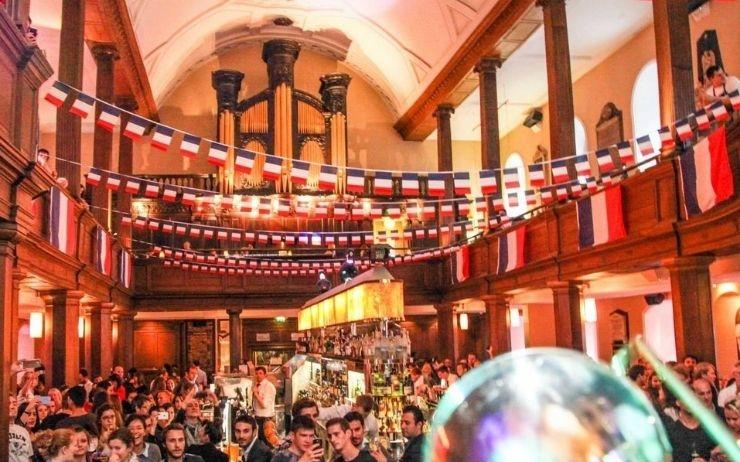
[
  {"xmin": 370, "ymin": 203, "xmax": 383, "ymax": 219},
  {"xmin": 314, "ymin": 203, "xmax": 328, "ymax": 219},
  {"xmin": 453, "ymin": 172, "xmax": 471, "ymax": 195},
  {"xmin": 475, "ymin": 197, "xmax": 488, "ymax": 213},
  {"xmin": 318, "ymin": 165, "xmax": 338, "ymax": 191},
  {"xmin": 574, "ymin": 155, "xmax": 591, "ymax": 178},
  {"xmin": 406, "ymin": 203, "xmax": 419, "ymax": 220},
  {"xmin": 162, "ymin": 185, "xmax": 178, "ymax": 202},
  {"xmin": 333, "ymin": 203, "xmax": 348, "ymax": 220},
  {"xmin": 290, "ymin": 160, "xmax": 310, "ymax": 185},
  {"xmin": 106, "ymin": 174, "xmax": 122, "ymax": 191},
  {"xmin": 636, "ymin": 135, "xmax": 654, "ymax": 156},
  {"xmin": 86, "ymin": 167, "xmax": 103, "ymax": 186},
  {"xmin": 181, "ymin": 189, "xmax": 196, "ymax": 206},
  {"xmin": 586, "ymin": 177, "xmax": 599, "ymax": 194},
  {"xmin": 374, "ymin": 171, "xmax": 393, "ymax": 196},
  {"xmin": 346, "ymin": 168, "xmax": 366, "ymax": 193},
  {"xmin": 679, "ymin": 126, "xmax": 733, "ymax": 217},
  {"xmin": 453, "ymin": 246, "xmax": 470, "ymax": 283},
  {"xmin": 659, "ymin": 127, "xmax": 675, "ymax": 149},
  {"xmin": 675, "ymin": 118, "xmax": 693, "ymax": 142},
  {"xmin": 123, "ymin": 115, "xmax": 149, "ymax": 140},
  {"xmin": 552, "ymin": 159, "xmax": 571, "ymax": 183},
  {"xmin": 507, "ymin": 192, "xmax": 519, "ymax": 208},
  {"xmin": 119, "ymin": 250, "xmax": 133, "ymax": 288},
  {"xmin": 48, "ymin": 187, "xmax": 77, "ymax": 255},
  {"xmin": 422, "ymin": 204, "xmax": 436, "ymax": 219},
  {"xmin": 595, "ymin": 149, "xmax": 615, "ymax": 174},
  {"xmin": 180, "ymin": 134, "xmax": 201, "ymax": 158},
  {"xmin": 125, "ymin": 178, "xmax": 141, "ymax": 194},
  {"xmin": 96, "ymin": 105, "xmax": 121, "ymax": 132},
  {"xmin": 151, "ymin": 125, "xmax": 175, "ymax": 151},
  {"xmin": 440, "ymin": 203, "xmax": 454, "ymax": 217},
  {"xmin": 528, "ymin": 164, "xmax": 545, "ymax": 188},
  {"xmin": 709, "ymin": 101, "xmax": 730, "ymax": 122},
  {"xmin": 456, "ymin": 199, "xmax": 470, "ymax": 217},
  {"xmin": 492, "ymin": 197, "xmax": 505, "ymax": 212},
  {"xmin": 695, "ymin": 109, "xmax": 710, "ymax": 132},
  {"xmin": 730, "ymin": 90, "xmax": 740, "ymax": 111},
  {"xmin": 497, "ymin": 226, "xmax": 525, "ymax": 274},
  {"xmin": 503, "ymin": 167, "xmax": 520, "ymax": 189},
  {"xmin": 144, "ymin": 182, "xmax": 160, "ymax": 198},
  {"xmin": 386, "ymin": 204, "xmax": 402, "ymax": 218},
  {"xmin": 95, "ymin": 227, "xmax": 112, "ymax": 275},
  {"xmin": 234, "ymin": 149, "xmax": 256, "ymax": 173},
  {"xmin": 44, "ymin": 81, "xmax": 70, "ymax": 107},
  {"xmin": 262, "ymin": 155, "xmax": 283, "ymax": 181},
  {"xmin": 277, "ymin": 199, "xmax": 291, "ymax": 216},
  {"xmin": 295, "ymin": 203, "xmax": 310, "ymax": 218},
  {"xmin": 525, "ymin": 189, "xmax": 537, "ymax": 206},
  {"xmin": 427, "ymin": 173, "xmax": 448, "ymax": 197},
  {"xmin": 576, "ymin": 185, "xmax": 627, "ymax": 249},
  {"xmin": 568, "ymin": 180, "xmax": 584, "ymax": 198},
  {"xmin": 479, "ymin": 170, "xmax": 498, "ymax": 195},
  {"xmin": 540, "ymin": 187, "xmax": 554, "ymax": 205},
  {"xmin": 68, "ymin": 92, "xmax": 95, "ymax": 118},
  {"xmin": 402, "ymin": 173, "xmax": 420, "ymax": 196},
  {"xmin": 208, "ymin": 142, "xmax": 229, "ymax": 166},
  {"xmin": 616, "ymin": 141, "xmax": 634, "ymax": 167}
]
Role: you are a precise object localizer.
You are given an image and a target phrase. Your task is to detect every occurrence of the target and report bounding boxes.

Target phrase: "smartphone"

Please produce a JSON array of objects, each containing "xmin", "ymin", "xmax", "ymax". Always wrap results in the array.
[
  {"xmin": 158, "ymin": 411, "xmax": 169, "ymax": 420},
  {"xmin": 38, "ymin": 396, "xmax": 52, "ymax": 406},
  {"xmin": 21, "ymin": 359, "xmax": 42, "ymax": 370},
  {"xmin": 312, "ymin": 437, "xmax": 322, "ymax": 448}
]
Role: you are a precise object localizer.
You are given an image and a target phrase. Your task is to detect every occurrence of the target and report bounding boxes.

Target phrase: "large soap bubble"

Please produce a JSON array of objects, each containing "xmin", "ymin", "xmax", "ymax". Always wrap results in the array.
[{"xmin": 424, "ymin": 348, "xmax": 671, "ymax": 462}]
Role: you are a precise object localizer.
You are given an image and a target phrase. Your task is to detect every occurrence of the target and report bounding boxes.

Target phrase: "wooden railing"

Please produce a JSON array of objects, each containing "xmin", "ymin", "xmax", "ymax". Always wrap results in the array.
[{"xmin": 138, "ymin": 173, "xmax": 219, "ymax": 192}]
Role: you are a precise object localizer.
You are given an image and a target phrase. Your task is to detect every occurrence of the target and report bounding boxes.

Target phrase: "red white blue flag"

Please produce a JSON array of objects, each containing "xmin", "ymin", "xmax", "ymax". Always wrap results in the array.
[
  {"xmin": 658, "ymin": 126, "xmax": 675, "ymax": 149},
  {"xmin": 528, "ymin": 164, "xmax": 545, "ymax": 188},
  {"xmin": 346, "ymin": 168, "xmax": 366, "ymax": 193},
  {"xmin": 125, "ymin": 178, "xmax": 141, "ymax": 194},
  {"xmin": 333, "ymin": 203, "xmax": 348, "ymax": 220},
  {"xmin": 401, "ymin": 173, "xmax": 420, "ymax": 196},
  {"xmin": 427, "ymin": 173, "xmax": 447, "ymax": 197},
  {"xmin": 144, "ymin": 181, "xmax": 160, "ymax": 198},
  {"xmin": 576, "ymin": 185, "xmax": 626, "ymax": 249},
  {"xmin": 440, "ymin": 203, "xmax": 454, "ymax": 217},
  {"xmin": 69, "ymin": 92, "xmax": 95, "ymax": 118},
  {"xmin": 162, "ymin": 185, "xmax": 178, "ymax": 202},
  {"xmin": 86, "ymin": 167, "xmax": 103, "ymax": 186},
  {"xmin": 406, "ymin": 203, "xmax": 419, "ymax": 220},
  {"xmin": 675, "ymin": 118, "xmax": 693, "ymax": 142},
  {"xmin": 208, "ymin": 142, "xmax": 229, "ymax": 166},
  {"xmin": 552, "ymin": 159, "xmax": 570, "ymax": 183},
  {"xmin": 574, "ymin": 155, "xmax": 590, "ymax": 178},
  {"xmin": 151, "ymin": 125, "xmax": 175, "ymax": 151},
  {"xmin": 616, "ymin": 141, "xmax": 634, "ymax": 167},
  {"xmin": 479, "ymin": 170, "xmax": 498, "ymax": 195},
  {"xmin": 95, "ymin": 227, "xmax": 112, "ymax": 275},
  {"xmin": 290, "ymin": 160, "xmax": 310, "ymax": 185},
  {"xmin": 96, "ymin": 104, "xmax": 121, "ymax": 132},
  {"xmin": 503, "ymin": 167, "xmax": 520, "ymax": 189},
  {"xmin": 595, "ymin": 149, "xmax": 615, "ymax": 175},
  {"xmin": 123, "ymin": 115, "xmax": 149, "ymax": 140},
  {"xmin": 456, "ymin": 198, "xmax": 470, "ymax": 217},
  {"xmin": 374, "ymin": 171, "xmax": 393, "ymax": 196},
  {"xmin": 679, "ymin": 126, "xmax": 733, "ymax": 217},
  {"xmin": 262, "ymin": 155, "xmax": 283, "ymax": 181},
  {"xmin": 45, "ymin": 81, "xmax": 70, "ymax": 107},
  {"xmin": 453, "ymin": 246, "xmax": 469, "ymax": 283},
  {"xmin": 119, "ymin": 250, "xmax": 133, "ymax": 288},
  {"xmin": 48, "ymin": 187, "xmax": 77, "ymax": 255},
  {"xmin": 318, "ymin": 165, "xmax": 338, "ymax": 191},
  {"xmin": 636, "ymin": 135, "xmax": 654, "ymax": 156},
  {"xmin": 709, "ymin": 101, "xmax": 729, "ymax": 122},
  {"xmin": 180, "ymin": 134, "xmax": 201, "ymax": 158},
  {"xmin": 497, "ymin": 226, "xmax": 525, "ymax": 274},
  {"xmin": 453, "ymin": 172, "xmax": 471, "ymax": 195},
  {"xmin": 695, "ymin": 109, "xmax": 710, "ymax": 132},
  {"xmin": 234, "ymin": 149, "xmax": 256, "ymax": 173}
]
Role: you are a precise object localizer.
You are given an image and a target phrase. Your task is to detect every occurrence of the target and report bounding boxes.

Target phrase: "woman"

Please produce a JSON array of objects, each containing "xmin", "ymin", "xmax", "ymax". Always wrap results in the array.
[
  {"xmin": 107, "ymin": 428, "xmax": 139, "ymax": 462},
  {"xmin": 31, "ymin": 429, "xmax": 54, "ymax": 462},
  {"xmin": 126, "ymin": 414, "xmax": 161, "ymax": 462},
  {"xmin": 646, "ymin": 372, "xmax": 666, "ymax": 409},
  {"xmin": 709, "ymin": 397, "xmax": 740, "ymax": 461},
  {"xmin": 48, "ymin": 428, "xmax": 77, "ymax": 462},
  {"xmin": 37, "ymin": 402, "xmax": 51, "ymax": 425},
  {"xmin": 71, "ymin": 427, "xmax": 92, "ymax": 462},
  {"xmin": 48, "ymin": 388, "xmax": 63, "ymax": 415},
  {"xmin": 16, "ymin": 401, "xmax": 39, "ymax": 433}
]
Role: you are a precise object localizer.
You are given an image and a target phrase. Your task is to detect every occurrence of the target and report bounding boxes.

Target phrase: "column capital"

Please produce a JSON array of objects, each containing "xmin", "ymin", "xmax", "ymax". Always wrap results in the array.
[
  {"xmin": 226, "ymin": 307, "xmax": 243, "ymax": 317},
  {"xmin": 40, "ymin": 289, "xmax": 85, "ymax": 303},
  {"xmin": 116, "ymin": 96, "xmax": 138, "ymax": 112},
  {"xmin": 90, "ymin": 43, "xmax": 119, "ymax": 62},
  {"xmin": 12, "ymin": 269, "xmax": 28, "ymax": 284},
  {"xmin": 661, "ymin": 255, "xmax": 715, "ymax": 271},
  {"xmin": 262, "ymin": 39, "xmax": 301, "ymax": 88},
  {"xmin": 433, "ymin": 103, "xmax": 455, "ymax": 120},
  {"xmin": 112, "ymin": 308, "xmax": 136, "ymax": 320},
  {"xmin": 211, "ymin": 69, "xmax": 245, "ymax": 112},
  {"xmin": 320, "ymin": 73, "xmax": 351, "ymax": 115},
  {"xmin": 474, "ymin": 56, "xmax": 503, "ymax": 74}
]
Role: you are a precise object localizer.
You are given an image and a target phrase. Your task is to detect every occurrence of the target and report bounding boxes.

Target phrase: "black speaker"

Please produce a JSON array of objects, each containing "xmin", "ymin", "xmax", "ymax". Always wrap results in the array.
[
  {"xmin": 523, "ymin": 108, "xmax": 543, "ymax": 128},
  {"xmin": 644, "ymin": 293, "xmax": 666, "ymax": 305}
]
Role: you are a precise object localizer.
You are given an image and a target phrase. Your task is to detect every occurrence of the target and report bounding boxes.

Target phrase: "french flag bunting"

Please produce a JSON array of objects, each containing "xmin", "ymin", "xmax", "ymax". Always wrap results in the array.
[
  {"xmin": 616, "ymin": 141, "xmax": 634, "ymax": 167},
  {"xmin": 503, "ymin": 167, "xmax": 520, "ymax": 189},
  {"xmin": 422, "ymin": 204, "xmax": 436, "ymax": 219},
  {"xmin": 105, "ymin": 174, "xmax": 122, "ymax": 193},
  {"xmin": 346, "ymin": 168, "xmax": 366, "ymax": 193},
  {"xmin": 120, "ymin": 215, "xmax": 133, "ymax": 227},
  {"xmin": 636, "ymin": 135, "xmax": 654, "ymax": 156},
  {"xmin": 295, "ymin": 203, "xmax": 310, "ymax": 218},
  {"xmin": 69, "ymin": 92, "xmax": 95, "ymax": 118},
  {"xmin": 125, "ymin": 178, "xmax": 141, "ymax": 194},
  {"xmin": 119, "ymin": 250, "xmax": 132, "ymax": 288},
  {"xmin": 386, "ymin": 204, "xmax": 402, "ymax": 218},
  {"xmin": 258, "ymin": 197, "xmax": 272, "ymax": 215},
  {"xmin": 528, "ymin": 164, "xmax": 546, "ymax": 188},
  {"xmin": 507, "ymin": 192, "xmax": 519, "ymax": 208},
  {"xmin": 456, "ymin": 198, "xmax": 470, "ymax": 217},
  {"xmin": 162, "ymin": 185, "xmax": 178, "ymax": 202},
  {"xmin": 262, "ymin": 155, "xmax": 283, "ymax": 181},
  {"xmin": 44, "ymin": 81, "xmax": 70, "ymax": 107},
  {"xmin": 277, "ymin": 199, "xmax": 291, "ymax": 216},
  {"xmin": 675, "ymin": 118, "xmax": 693, "ymax": 142},
  {"xmin": 96, "ymin": 104, "xmax": 121, "ymax": 131},
  {"xmin": 180, "ymin": 134, "xmax": 201, "ymax": 158},
  {"xmin": 492, "ymin": 197, "xmax": 505, "ymax": 212},
  {"xmin": 479, "ymin": 170, "xmax": 498, "ymax": 195},
  {"xmin": 144, "ymin": 181, "xmax": 160, "ymax": 198},
  {"xmin": 552, "ymin": 159, "xmax": 571, "ymax": 183},
  {"xmin": 133, "ymin": 216, "xmax": 147, "ymax": 229},
  {"xmin": 453, "ymin": 172, "xmax": 471, "ymax": 195},
  {"xmin": 428, "ymin": 227, "xmax": 438, "ymax": 239},
  {"xmin": 406, "ymin": 203, "xmax": 420, "ymax": 220},
  {"xmin": 85, "ymin": 167, "xmax": 103, "ymax": 186},
  {"xmin": 730, "ymin": 90, "xmax": 740, "ymax": 111},
  {"xmin": 540, "ymin": 187, "xmax": 554, "ymax": 205},
  {"xmin": 161, "ymin": 222, "xmax": 174, "ymax": 234},
  {"xmin": 374, "ymin": 171, "xmax": 393, "ymax": 196},
  {"xmin": 695, "ymin": 109, "xmax": 710, "ymax": 132},
  {"xmin": 290, "ymin": 160, "xmax": 310, "ymax": 185},
  {"xmin": 525, "ymin": 189, "xmax": 537, "ymax": 206},
  {"xmin": 497, "ymin": 226, "xmax": 525, "ymax": 274},
  {"xmin": 453, "ymin": 246, "xmax": 470, "ymax": 283},
  {"xmin": 427, "ymin": 173, "xmax": 447, "ymax": 197},
  {"xmin": 175, "ymin": 224, "xmax": 187, "ymax": 235},
  {"xmin": 208, "ymin": 141, "xmax": 229, "ymax": 166},
  {"xmin": 576, "ymin": 185, "xmax": 627, "ymax": 249},
  {"xmin": 333, "ymin": 203, "xmax": 348, "ymax": 220},
  {"xmin": 709, "ymin": 101, "xmax": 730, "ymax": 122},
  {"xmin": 595, "ymin": 149, "xmax": 615, "ymax": 174},
  {"xmin": 123, "ymin": 115, "xmax": 149, "ymax": 140},
  {"xmin": 475, "ymin": 197, "xmax": 488, "ymax": 214},
  {"xmin": 318, "ymin": 165, "xmax": 338, "ymax": 191},
  {"xmin": 586, "ymin": 177, "xmax": 599, "ymax": 194},
  {"xmin": 440, "ymin": 203, "xmax": 454, "ymax": 217},
  {"xmin": 659, "ymin": 126, "xmax": 675, "ymax": 149},
  {"xmin": 574, "ymin": 155, "xmax": 591, "ymax": 178},
  {"xmin": 220, "ymin": 196, "xmax": 233, "ymax": 210},
  {"xmin": 314, "ymin": 202, "xmax": 328, "ymax": 219},
  {"xmin": 568, "ymin": 180, "xmax": 584, "ymax": 198},
  {"xmin": 233, "ymin": 148, "xmax": 255, "ymax": 174},
  {"xmin": 48, "ymin": 187, "xmax": 77, "ymax": 255},
  {"xmin": 555, "ymin": 184, "xmax": 569, "ymax": 201},
  {"xmin": 679, "ymin": 126, "xmax": 733, "ymax": 217},
  {"xmin": 414, "ymin": 229, "xmax": 426, "ymax": 239},
  {"xmin": 147, "ymin": 218, "xmax": 160, "ymax": 231},
  {"xmin": 217, "ymin": 230, "xmax": 229, "ymax": 241},
  {"xmin": 151, "ymin": 125, "xmax": 175, "ymax": 151},
  {"xmin": 181, "ymin": 188, "xmax": 197, "ymax": 206},
  {"xmin": 402, "ymin": 173, "xmax": 420, "ymax": 196},
  {"xmin": 370, "ymin": 203, "xmax": 383, "ymax": 219}
]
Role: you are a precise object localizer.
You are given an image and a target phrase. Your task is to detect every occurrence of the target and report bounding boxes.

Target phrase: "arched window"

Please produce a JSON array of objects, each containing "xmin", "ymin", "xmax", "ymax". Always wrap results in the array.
[
  {"xmin": 631, "ymin": 60, "xmax": 660, "ymax": 170},
  {"xmin": 504, "ymin": 153, "xmax": 527, "ymax": 217},
  {"xmin": 574, "ymin": 117, "xmax": 587, "ymax": 155}
]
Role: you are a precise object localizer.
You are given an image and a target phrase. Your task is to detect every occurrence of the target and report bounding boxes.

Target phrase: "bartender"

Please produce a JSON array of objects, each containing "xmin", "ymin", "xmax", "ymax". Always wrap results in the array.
[{"xmin": 252, "ymin": 366, "xmax": 276, "ymax": 445}]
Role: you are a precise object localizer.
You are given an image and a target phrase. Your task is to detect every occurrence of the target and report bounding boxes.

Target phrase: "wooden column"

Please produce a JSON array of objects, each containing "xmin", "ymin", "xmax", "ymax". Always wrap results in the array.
[
  {"xmin": 90, "ymin": 44, "xmax": 118, "ymax": 227},
  {"xmin": 227, "ymin": 308, "xmax": 243, "ymax": 372},
  {"xmin": 538, "ymin": 0, "xmax": 575, "ymax": 169},
  {"xmin": 434, "ymin": 104, "xmax": 455, "ymax": 244},
  {"xmin": 10, "ymin": 269, "xmax": 27, "ymax": 363},
  {"xmin": 549, "ymin": 281, "xmax": 583, "ymax": 351},
  {"xmin": 652, "ymin": 0, "xmax": 695, "ymax": 127},
  {"xmin": 435, "ymin": 303, "xmax": 459, "ymax": 362},
  {"xmin": 114, "ymin": 309, "xmax": 136, "ymax": 369},
  {"xmin": 114, "ymin": 97, "xmax": 138, "ymax": 245},
  {"xmin": 212, "ymin": 69, "xmax": 244, "ymax": 195},
  {"xmin": 321, "ymin": 73, "xmax": 352, "ymax": 191},
  {"xmin": 664, "ymin": 256, "xmax": 716, "ymax": 364},
  {"xmin": 40, "ymin": 290, "xmax": 84, "ymax": 387},
  {"xmin": 475, "ymin": 56, "xmax": 503, "ymax": 171},
  {"xmin": 54, "ymin": 0, "xmax": 85, "ymax": 198},
  {"xmin": 482, "ymin": 295, "xmax": 510, "ymax": 357},
  {"xmin": 89, "ymin": 302, "xmax": 114, "ymax": 378},
  {"xmin": 0, "ymin": 226, "xmax": 19, "ymax": 457}
]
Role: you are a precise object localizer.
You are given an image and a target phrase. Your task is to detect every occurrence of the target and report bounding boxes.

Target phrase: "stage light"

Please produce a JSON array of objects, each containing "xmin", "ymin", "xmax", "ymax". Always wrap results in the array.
[
  {"xmin": 29, "ymin": 312, "xmax": 43, "ymax": 338},
  {"xmin": 316, "ymin": 271, "xmax": 332, "ymax": 293}
]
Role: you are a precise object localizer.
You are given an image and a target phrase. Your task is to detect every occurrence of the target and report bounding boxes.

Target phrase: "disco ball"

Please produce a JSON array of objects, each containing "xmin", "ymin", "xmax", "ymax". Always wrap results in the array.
[{"xmin": 424, "ymin": 348, "xmax": 671, "ymax": 462}]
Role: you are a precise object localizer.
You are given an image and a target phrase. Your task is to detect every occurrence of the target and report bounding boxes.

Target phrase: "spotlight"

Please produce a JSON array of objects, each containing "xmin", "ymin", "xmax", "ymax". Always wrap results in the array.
[
  {"xmin": 316, "ymin": 271, "xmax": 332, "ymax": 293},
  {"xmin": 340, "ymin": 252, "xmax": 358, "ymax": 283}
]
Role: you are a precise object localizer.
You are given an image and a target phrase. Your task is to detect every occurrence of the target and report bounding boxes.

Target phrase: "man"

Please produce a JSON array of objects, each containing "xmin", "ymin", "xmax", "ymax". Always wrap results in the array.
[
  {"xmin": 185, "ymin": 366, "xmax": 201, "ymax": 392},
  {"xmin": 326, "ymin": 418, "xmax": 374, "ymax": 462},
  {"xmin": 704, "ymin": 65, "xmax": 740, "ymax": 102},
  {"xmin": 252, "ymin": 366, "xmax": 276, "ymax": 444},
  {"xmin": 718, "ymin": 361, "xmax": 740, "ymax": 408},
  {"xmin": 56, "ymin": 385, "xmax": 99, "ymax": 436},
  {"xmin": 466, "ymin": 353, "xmax": 478, "ymax": 368},
  {"xmin": 436, "ymin": 366, "xmax": 457, "ymax": 387},
  {"xmin": 181, "ymin": 399, "xmax": 205, "ymax": 447},
  {"xmin": 233, "ymin": 415, "xmax": 271, "ymax": 462},
  {"xmin": 271, "ymin": 416, "xmax": 323, "ymax": 462},
  {"xmin": 134, "ymin": 394, "xmax": 153, "ymax": 417},
  {"xmin": 192, "ymin": 360, "xmax": 208, "ymax": 390},
  {"xmin": 126, "ymin": 414, "xmax": 162, "ymax": 462},
  {"xmin": 376, "ymin": 405, "xmax": 424, "ymax": 462},
  {"xmin": 78, "ymin": 368, "xmax": 93, "ymax": 396},
  {"xmin": 162, "ymin": 423, "xmax": 205, "ymax": 462},
  {"xmin": 318, "ymin": 395, "xmax": 379, "ymax": 440},
  {"xmin": 293, "ymin": 399, "xmax": 319, "ymax": 422},
  {"xmin": 693, "ymin": 378, "xmax": 724, "ymax": 419},
  {"xmin": 683, "ymin": 355, "xmax": 698, "ymax": 377},
  {"xmin": 662, "ymin": 395, "xmax": 715, "ymax": 461},
  {"xmin": 627, "ymin": 365, "xmax": 647, "ymax": 389},
  {"xmin": 343, "ymin": 412, "xmax": 367, "ymax": 449},
  {"xmin": 8, "ymin": 394, "xmax": 33, "ymax": 462},
  {"xmin": 186, "ymin": 420, "xmax": 228, "ymax": 462}
]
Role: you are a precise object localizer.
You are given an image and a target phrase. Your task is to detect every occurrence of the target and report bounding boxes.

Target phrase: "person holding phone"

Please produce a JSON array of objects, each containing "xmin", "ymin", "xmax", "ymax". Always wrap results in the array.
[{"xmin": 270, "ymin": 416, "xmax": 323, "ymax": 462}]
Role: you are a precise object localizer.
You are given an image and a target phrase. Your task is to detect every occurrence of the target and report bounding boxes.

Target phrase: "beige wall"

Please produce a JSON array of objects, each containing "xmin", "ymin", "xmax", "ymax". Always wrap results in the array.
[{"xmin": 593, "ymin": 296, "xmax": 647, "ymax": 362}]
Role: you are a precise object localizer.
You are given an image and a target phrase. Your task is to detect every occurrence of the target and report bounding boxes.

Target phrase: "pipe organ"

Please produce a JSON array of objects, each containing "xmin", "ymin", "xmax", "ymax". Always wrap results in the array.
[{"xmin": 212, "ymin": 39, "xmax": 351, "ymax": 196}]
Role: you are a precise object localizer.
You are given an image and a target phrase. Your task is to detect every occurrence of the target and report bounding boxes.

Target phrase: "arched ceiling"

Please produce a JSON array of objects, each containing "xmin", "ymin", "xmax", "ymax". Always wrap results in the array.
[{"xmin": 125, "ymin": 0, "xmax": 501, "ymax": 114}]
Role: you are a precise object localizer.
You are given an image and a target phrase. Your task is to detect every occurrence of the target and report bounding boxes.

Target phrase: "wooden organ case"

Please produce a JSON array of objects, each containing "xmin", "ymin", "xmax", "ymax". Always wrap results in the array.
[{"xmin": 211, "ymin": 39, "xmax": 351, "ymax": 196}]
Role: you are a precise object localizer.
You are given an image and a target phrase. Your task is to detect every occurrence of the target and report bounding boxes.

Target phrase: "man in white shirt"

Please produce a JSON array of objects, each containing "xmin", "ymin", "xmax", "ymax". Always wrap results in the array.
[
  {"xmin": 8, "ymin": 394, "xmax": 33, "ymax": 462},
  {"xmin": 193, "ymin": 360, "xmax": 208, "ymax": 390},
  {"xmin": 718, "ymin": 361, "xmax": 740, "ymax": 408},
  {"xmin": 704, "ymin": 65, "xmax": 740, "ymax": 102},
  {"xmin": 251, "ymin": 366, "xmax": 276, "ymax": 445}
]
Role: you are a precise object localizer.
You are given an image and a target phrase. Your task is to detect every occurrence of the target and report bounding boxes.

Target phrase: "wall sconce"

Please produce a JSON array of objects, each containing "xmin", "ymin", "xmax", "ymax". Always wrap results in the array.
[
  {"xmin": 583, "ymin": 298, "xmax": 597, "ymax": 323},
  {"xmin": 459, "ymin": 312, "xmax": 469, "ymax": 330},
  {"xmin": 78, "ymin": 317, "xmax": 85, "ymax": 339},
  {"xmin": 509, "ymin": 308, "xmax": 522, "ymax": 328},
  {"xmin": 29, "ymin": 312, "xmax": 44, "ymax": 339},
  {"xmin": 275, "ymin": 316, "xmax": 286, "ymax": 323}
]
